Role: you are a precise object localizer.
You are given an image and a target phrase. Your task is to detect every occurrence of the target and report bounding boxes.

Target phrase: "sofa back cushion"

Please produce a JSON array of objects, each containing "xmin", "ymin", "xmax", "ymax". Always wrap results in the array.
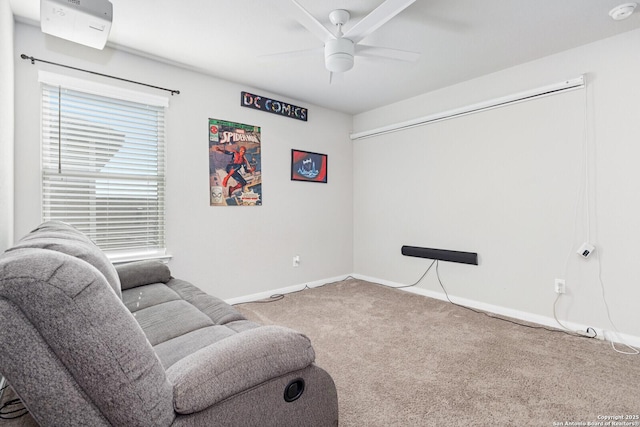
[
  {"xmin": 0, "ymin": 248, "xmax": 175, "ymax": 426},
  {"xmin": 8, "ymin": 221, "xmax": 122, "ymax": 298},
  {"xmin": 116, "ymin": 259, "xmax": 172, "ymax": 290}
]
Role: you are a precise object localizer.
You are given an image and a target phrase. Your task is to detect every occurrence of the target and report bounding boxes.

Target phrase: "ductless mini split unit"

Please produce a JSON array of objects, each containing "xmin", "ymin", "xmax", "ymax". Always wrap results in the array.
[{"xmin": 40, "ymin": 0, "xmax": 113, "ymax": 49}]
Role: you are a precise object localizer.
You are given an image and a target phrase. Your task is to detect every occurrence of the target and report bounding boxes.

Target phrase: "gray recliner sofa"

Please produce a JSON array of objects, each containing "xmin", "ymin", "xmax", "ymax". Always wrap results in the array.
[{"xmin": 0, "ymin": 221, "xmax": 338, "ymax": 426}]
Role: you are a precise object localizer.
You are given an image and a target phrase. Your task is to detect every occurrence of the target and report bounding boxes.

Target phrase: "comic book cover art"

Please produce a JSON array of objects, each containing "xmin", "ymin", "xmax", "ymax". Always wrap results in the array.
[{"xmin": 209, "ymin": 119, "xmax": 261, "ymax": 206}]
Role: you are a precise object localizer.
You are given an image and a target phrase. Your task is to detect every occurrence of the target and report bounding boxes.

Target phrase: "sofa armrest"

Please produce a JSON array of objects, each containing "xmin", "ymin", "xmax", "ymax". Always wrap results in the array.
[
  {"xmin": 165, "ymin": 325, "xmax": 315, "ymax": 414},
  {"xmin": 115, "ymin": 260, "xmax": 172, "ymax": 290}
]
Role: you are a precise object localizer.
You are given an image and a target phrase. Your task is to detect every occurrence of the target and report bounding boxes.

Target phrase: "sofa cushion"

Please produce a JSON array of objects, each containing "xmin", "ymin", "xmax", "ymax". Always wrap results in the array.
[
  {"xmin": 153, "ymin": 325, "xmax": 240, "ymax": 369},
  {"xmin": 0, "ymin": 248, "xmax": 175, "ymax": 426},
  {"xmin": 224, "ymin": 319, "xmax": 264, "ymax": 333},
  {"xmin": 123, "ymin": 283, "xmax": 181, "ymax": 313},
  {"xmin": 116, "ymin": 260, "xmax": 172, "ymax": 290},
  {"xmin": 133, "ymin": 300, "xmax": 215, "ymax": 346},
  {"xmin": 0, "ymin": 299, "xmax": 111, "ymax": 426},
  {"xmin": 9, "ymin": 221, "xmax": 122, "ymax": 299},
  {"xmin": 167, "ymin": 278, "xmax": 245, "ymax": 325},
  {"xmin": 166, "ymin": 325, "xmax": 316, "ymax": 414}
]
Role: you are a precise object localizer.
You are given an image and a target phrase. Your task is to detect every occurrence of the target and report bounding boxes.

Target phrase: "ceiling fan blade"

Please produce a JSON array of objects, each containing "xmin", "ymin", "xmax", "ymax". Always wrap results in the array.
[
  {"xmin": 343, "ymin": 0, "xmax": 416, "ymax": 44},
  {"xmin": 287, "ymin": 0, "xmax": 336, "ymax": 43},
  {"xmin": 355, "ymin": 44, "xmax": 420, "ymax": 62}
]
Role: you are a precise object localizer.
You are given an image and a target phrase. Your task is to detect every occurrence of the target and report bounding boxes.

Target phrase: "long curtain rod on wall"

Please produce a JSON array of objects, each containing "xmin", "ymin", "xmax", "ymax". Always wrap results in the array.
[
  {"xmin": 350, "ymin": 75, "xmax": 585, "ymax": 141},
  {"xmin": 20, "ymin": 54, "xmax": 181, "ymax": 96}
]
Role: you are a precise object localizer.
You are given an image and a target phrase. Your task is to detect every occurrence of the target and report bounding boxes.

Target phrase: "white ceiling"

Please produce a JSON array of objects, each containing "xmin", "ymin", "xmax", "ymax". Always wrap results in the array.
[{"xmin": 9, "ymin": 0, "xmax": 640, "ymax": 115}]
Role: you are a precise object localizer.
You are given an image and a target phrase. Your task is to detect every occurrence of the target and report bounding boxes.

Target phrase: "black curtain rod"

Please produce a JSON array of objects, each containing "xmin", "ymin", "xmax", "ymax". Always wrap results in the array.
[{"xmin": 20, "ymin": 54, "xmax": 180, "ymax": 96}]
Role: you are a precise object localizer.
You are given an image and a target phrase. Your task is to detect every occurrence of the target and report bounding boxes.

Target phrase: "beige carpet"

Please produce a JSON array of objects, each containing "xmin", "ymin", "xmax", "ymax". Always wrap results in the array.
[
  {"xmin": 2, "ymin": 279, "xmax": 637, "ymax": 426},
  {"xmin": 236, "ymin": 279, "xmax": 640, "ymax": 427}
]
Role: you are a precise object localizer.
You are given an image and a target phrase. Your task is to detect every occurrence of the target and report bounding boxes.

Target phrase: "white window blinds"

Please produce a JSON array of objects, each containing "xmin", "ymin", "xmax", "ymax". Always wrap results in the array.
[{"xmin": 41, "ymin": 80, "xmax": 166, "ymax": 257}]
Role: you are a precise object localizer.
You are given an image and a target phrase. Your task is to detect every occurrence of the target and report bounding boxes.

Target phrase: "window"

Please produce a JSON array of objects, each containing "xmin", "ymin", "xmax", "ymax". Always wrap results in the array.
[{"xmin": 40, "ymin": 72, "xmax": 168, "ymax": 261}]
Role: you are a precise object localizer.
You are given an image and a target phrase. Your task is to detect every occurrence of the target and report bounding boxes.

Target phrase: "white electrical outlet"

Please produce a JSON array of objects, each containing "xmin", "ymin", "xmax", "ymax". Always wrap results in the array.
[
  {"xmin": 577, "ymin": 242, "xmax": 595, "ymax": 258},
  {"xmin": 293, "ymin": 255, "xmax": 300, "ymax": 267},
  {"xmin": 554, "ymin": 278, "xmax": 566, "ymax": 294}
]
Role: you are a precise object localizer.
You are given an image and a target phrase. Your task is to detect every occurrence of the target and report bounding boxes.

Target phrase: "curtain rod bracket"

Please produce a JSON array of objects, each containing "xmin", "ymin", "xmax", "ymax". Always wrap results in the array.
[
  {"xmin": 20, "ymin": 53, "xmax": 180, "ymax": 96},
  {"xmin": 21, "ymin": 54, "xmax": 35, "ymax": 64}
]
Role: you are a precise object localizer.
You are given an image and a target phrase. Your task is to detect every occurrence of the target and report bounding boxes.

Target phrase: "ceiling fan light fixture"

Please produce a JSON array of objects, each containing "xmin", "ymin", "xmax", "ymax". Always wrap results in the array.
[{"xmin": 325, "ymin": 38, "xmax": 355, "ymax": 72}]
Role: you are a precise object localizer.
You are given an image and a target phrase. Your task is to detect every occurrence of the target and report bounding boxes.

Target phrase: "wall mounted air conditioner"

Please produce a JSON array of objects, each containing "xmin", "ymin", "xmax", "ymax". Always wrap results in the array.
[{"xmin": 40, "ymin": 0, "xmax": 113, "ymax": 50}]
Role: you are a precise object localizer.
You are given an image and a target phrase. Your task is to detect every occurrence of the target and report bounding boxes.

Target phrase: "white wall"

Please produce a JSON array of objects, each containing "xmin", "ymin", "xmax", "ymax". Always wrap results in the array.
[
  {"xmin": 352, "ymin": 29, "xmax": 640, "ymax": 340},
  {"xmin": 10, "ymin": 18, "xmax": 639, "ymax": 340},
  {"xmin": 13, "ymin": 23, "xmax": 353, "ymax": 299},
  {"xmin": 0, "ymin": 0, "xmax": 14, "ymax": 252}
]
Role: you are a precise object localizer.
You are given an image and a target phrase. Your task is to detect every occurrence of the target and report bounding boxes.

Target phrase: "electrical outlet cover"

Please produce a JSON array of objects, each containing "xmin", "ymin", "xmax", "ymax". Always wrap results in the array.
[{"xmin": 577, "ymin": 242, "xmax": 595, "ymax": 258}]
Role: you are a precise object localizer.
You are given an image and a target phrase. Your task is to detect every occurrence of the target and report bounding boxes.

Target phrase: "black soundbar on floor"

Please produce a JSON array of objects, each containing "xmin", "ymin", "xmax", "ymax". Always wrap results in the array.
[{"xmin": 401, "ymin": 246, "xmax": 478, "ymax": 265}]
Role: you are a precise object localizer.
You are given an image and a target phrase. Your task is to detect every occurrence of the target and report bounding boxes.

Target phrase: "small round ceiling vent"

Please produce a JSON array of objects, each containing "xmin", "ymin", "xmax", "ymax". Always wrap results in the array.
[{"xmin": 609, "ymin": 2, "xmax": 637, "ymax": 20}]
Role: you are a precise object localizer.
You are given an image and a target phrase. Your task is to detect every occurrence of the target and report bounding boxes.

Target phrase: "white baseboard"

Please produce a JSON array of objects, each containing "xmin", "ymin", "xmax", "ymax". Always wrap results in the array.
[
  {"xmin": 227, "ymin": 273, "xmax": 640, "ymax": 350},
  {"xmin": 352, "ymin": 274, "xmax": 640, "ymax": 350},
  {"xmin": 224, "ymin": 274, "xmax": 352, "ymax": 306}
]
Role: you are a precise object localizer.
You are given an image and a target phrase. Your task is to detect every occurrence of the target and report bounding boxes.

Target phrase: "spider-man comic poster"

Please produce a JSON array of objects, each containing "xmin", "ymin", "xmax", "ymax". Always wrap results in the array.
[
  {"xmin": 209, "ymin": 118, "xmax": 261, "ymax": 206},
  {"xmin": 291, "ymin": 149, "xmax": 327, "ymax": 183}
]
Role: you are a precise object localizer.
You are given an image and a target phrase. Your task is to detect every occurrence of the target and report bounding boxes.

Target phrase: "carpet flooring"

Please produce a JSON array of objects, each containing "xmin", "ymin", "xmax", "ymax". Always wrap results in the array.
[
  {"xmin": 236, "ymin": 279, "xmax": 640, "ymax": 427},
  {"xmin": 2, "ymin": 279, "xmax": 637, "ymax": 426}
]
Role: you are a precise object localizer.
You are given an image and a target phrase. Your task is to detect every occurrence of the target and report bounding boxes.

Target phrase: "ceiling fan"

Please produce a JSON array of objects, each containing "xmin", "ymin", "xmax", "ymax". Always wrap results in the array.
[{"xmin": 278, "ymin": 0, "xmax": 420, "ymax": 81}]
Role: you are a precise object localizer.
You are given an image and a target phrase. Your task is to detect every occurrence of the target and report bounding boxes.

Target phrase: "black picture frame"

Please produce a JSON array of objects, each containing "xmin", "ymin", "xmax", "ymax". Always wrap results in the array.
[{"xmin": 291, "ymin": 149, "xmax": 328, "ymax": 183}]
